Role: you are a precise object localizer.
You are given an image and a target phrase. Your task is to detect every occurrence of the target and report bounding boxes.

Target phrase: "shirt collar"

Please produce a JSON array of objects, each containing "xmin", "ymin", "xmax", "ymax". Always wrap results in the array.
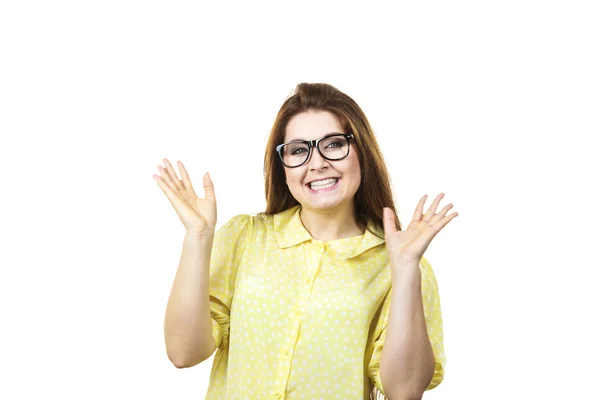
[
  {"xmin": 273, "ymin": 205, "xmax": 385, "ymax": 259},
  {"xmin": 274, "ymin": 205, "xmax": 313, "ymax": 249}
]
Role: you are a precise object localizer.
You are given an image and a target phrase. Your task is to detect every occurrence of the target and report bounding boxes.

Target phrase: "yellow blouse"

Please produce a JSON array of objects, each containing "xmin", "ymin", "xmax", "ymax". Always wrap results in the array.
[{"xmin": 206, "ymin": 205, "xmax": 445, "ymax": 399}]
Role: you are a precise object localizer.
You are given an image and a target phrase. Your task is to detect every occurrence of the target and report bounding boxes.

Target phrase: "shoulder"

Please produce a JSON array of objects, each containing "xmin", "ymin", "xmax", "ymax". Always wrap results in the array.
[
  {"xmin": 218, "ymin": 213, "xmax": 252, "ymax": 230},
  {"xmin": 418, "ymin": 256, "xmax": 438, "ymax": 281},
  {"xmin": 418, "ymin": 256, "xmax": 441, "ymax": 294},
  {"xmin": 419, "ymin": 256, "xmax": 433, "ymax": 272},
  {"xmin": 215, "ymin": 206, "xmax": 300, "ymax": 244},
  {"xmin": 419, "ymin": 256, "xmax": 441, "ymax": 278},
  {"xmin": 214, "ymin": 213, "xmax": 255, "ymax": 242},
  {"xmin": 215, "ymin": 210, "xmax": 275, "ymax": 236}
]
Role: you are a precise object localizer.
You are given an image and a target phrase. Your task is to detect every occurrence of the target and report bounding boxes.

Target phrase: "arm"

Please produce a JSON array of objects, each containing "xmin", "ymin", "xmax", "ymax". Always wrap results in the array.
[
  {"xmin": 164, "ymin": 233, "xmax": 217, "ymax": 368},
  {"xmin": 379, "ymin": 264, "xmax": 435, "ymax": 400}
]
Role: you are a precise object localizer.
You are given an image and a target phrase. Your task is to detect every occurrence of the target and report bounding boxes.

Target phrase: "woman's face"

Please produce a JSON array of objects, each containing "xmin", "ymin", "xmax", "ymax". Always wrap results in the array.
[{"xmin": 283, "ymin": 110, "xmax": 361, "ymax": 214}]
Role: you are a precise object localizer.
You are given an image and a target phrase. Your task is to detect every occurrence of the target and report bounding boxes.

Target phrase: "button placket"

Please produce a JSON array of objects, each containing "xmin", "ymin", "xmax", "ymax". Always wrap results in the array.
[
  {"xmin": 276, "ymin": 345, "xmax": 294, "ymax": 398},
  {"xmin": 299, "ymin": 240, "xmax": 325, "ymax": 319},
  {"xmin": 273, "ymin": 241, "xmax": 326, "ymax": 400}
]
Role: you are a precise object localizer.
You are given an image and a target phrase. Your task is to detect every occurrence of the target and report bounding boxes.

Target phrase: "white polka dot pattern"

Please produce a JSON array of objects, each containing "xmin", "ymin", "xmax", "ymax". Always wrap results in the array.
[{"xmin": 205, "ymin": 205, "xmax": 445, "ymax": 399}]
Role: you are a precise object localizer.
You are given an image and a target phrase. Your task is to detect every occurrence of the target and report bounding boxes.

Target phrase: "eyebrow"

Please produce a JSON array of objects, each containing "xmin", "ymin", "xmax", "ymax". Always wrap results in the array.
[{"xmin": 285, "ymin": 132, "xmax": 343, "ymax": 142}]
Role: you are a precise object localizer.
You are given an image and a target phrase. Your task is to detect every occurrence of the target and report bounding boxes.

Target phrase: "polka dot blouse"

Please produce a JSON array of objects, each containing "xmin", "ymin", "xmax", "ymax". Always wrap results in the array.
[{"xmin": 206, "ymin": 205, "xmax": 445, "ymax": 399}]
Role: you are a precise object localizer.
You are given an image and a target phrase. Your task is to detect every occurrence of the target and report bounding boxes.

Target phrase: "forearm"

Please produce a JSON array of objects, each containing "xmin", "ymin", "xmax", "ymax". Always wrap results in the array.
[
  {"xmin": 164, "ymin": 234, "xmax": 216, "ymax": 367},
  {"xmin": 380, "ymin": 266, "xmax": 434, "ymax": 400}
]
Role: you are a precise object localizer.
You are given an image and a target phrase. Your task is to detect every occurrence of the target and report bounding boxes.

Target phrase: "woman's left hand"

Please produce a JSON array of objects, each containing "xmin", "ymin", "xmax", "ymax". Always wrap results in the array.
[{"xmin": 383, "ymin": 193, "xmax": 458, "ymax": 269}]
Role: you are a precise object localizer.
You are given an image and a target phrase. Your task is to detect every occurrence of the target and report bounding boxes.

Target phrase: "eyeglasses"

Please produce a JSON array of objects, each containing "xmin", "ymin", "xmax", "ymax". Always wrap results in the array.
[{"xmin": 275, "ymin": 133, "xmax": 354, "ymax": 168}]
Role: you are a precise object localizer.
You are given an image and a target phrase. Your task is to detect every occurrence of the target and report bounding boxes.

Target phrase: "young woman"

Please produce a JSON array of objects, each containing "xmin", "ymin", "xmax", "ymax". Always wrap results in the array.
[{"xmin": 155, "ymin": 83, "xmax": 458, "ymax": 400}]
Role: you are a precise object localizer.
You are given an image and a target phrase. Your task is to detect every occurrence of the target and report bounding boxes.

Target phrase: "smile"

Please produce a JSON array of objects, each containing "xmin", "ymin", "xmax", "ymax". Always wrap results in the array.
[{"xmin": 306, "ymin": 178, "xmax": 340, "ymax": 193}]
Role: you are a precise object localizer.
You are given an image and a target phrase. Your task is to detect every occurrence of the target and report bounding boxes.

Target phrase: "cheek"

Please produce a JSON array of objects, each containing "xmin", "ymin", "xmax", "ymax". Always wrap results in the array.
[
  {"xmin": 285, "ymin": 170, "xmax": 302, "ymax": 186},
  {"xmin": 346, "ymin": 155, "xmax": 361, "ymax": 178},
  {"xmin": 347, "ymin": 162, "xmax": 362, "ymax": 189}
]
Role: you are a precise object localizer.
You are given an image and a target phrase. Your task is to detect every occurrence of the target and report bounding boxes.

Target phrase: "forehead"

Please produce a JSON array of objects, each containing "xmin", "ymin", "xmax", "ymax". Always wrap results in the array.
[{"xmin": 284, "ymin": 110, "xmax": 344, "ymax": 142}]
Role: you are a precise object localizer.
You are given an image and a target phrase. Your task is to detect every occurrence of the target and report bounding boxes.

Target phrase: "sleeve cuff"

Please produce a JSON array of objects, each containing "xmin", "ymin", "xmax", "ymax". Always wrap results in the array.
[
  {"xmin": 426, "ymin": 343, "xmax": 445, "ymax": 390},
  {"xmin": 372, "ymin": 368, "xmax": 387, "ymax": 398},
  {"xmin": 211, "ymin": 318, "xmax": 224, "ymax": 350}
]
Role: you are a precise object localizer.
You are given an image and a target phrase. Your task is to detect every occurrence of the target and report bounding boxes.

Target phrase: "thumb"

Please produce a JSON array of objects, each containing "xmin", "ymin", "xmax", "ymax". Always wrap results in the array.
[
  {"xmin": 383, "ymin": 207, "xmax": 398, "ymax": 237},
  {"xmin": 203, "ymin": 172, "xmax": 216, "ymax": 202}
]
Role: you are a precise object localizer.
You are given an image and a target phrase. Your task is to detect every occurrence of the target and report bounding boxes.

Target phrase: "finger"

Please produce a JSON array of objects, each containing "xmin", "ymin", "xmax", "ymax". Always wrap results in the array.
[
  {"xmin": 158, "ymin": 165, "xmax": 178, "ymax": 193},
  {"xmin": 177, "ymin": 160, "xmax": 199, "ymax": 197},
  {"xmin": 432, "ymin": 212, "xmax": 459, "ymax": 233},
  {"xmin": 154, "ymin": 174, "xmax": 185, "ymax": 211},
  {"xmin": 411, "ymin": 195, "xmax": 428, "ymax": 223},
  {"xmin": 162, "ymin": 159, "xmax": 185, "ymax": 192},
  {"xmin": 203, "ymin": 172, "xmax": 216, "ymax": 202},
  {"xmin": 430, "ymin": 203, "xmax": 453, "ymax": 225},
  {"xmin": 383, "ymin": 207, "xmax": 397, "ymax": 237},
  {"xmin": 423, "ymin": 193, "xmax": 444, "ymax": 222}
]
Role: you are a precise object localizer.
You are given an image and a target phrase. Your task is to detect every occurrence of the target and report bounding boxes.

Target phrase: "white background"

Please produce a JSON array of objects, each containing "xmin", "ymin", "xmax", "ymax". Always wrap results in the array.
[{"xmin": 1, "ymin": 1, "xmax": 599, "ymax": 399}]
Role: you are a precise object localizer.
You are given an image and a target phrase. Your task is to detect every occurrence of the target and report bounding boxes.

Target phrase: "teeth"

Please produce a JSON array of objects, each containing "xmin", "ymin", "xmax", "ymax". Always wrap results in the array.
[{"xmin": 309, "ymin": 178, "xmax": 338, "ymax": 190}]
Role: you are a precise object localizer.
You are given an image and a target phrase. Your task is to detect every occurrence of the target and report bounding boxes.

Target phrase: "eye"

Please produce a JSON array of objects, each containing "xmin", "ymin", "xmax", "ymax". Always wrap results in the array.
[
  {"xmin": 324, "ymin": 139, "xmax": 344, "ymax": 148},
  {"xmin": 291, "ymin": 147, "xmax": 308, "ymax": 155}
]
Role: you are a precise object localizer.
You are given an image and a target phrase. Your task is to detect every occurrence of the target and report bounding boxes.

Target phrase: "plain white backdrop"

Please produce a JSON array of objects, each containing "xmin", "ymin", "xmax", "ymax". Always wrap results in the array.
[{"xmin": 1, "ymin": 1, "xmax": 598, "ymax": 399}]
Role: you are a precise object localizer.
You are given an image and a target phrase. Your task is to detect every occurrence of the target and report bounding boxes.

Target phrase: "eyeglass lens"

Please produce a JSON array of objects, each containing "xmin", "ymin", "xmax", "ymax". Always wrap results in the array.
[{"xmin": 281, "ymin": 135, "xmax": 349, "ymax": 167}]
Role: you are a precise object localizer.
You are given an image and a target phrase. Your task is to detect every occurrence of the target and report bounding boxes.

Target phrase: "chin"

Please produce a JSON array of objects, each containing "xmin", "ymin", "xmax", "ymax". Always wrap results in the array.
[{"xmin": 302, "ymin": 197, "xmax": 349, "ymax": 212}]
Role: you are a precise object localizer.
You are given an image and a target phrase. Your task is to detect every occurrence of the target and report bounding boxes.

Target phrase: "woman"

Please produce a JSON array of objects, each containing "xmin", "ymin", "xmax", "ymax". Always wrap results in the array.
[{"xmin": 155, "ymin": 83, "xmax": 458, "ymax": 399}]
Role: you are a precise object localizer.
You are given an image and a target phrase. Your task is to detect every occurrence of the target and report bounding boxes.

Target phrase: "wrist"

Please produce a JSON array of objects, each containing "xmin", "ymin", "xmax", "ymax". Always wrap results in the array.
[
  {"xmin": 391, "ymin": 262, "xmax": 421, "ymax": 281},
  {"xmin": 184, "ymin": 231, "xmax": 214, "ymax": 243}
]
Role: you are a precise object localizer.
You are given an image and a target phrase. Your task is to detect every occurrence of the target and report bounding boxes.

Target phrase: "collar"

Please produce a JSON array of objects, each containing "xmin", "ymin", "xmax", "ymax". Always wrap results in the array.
[{"xmin": 273, "ymin": 205, "xmax": 385, "ymax": 259}]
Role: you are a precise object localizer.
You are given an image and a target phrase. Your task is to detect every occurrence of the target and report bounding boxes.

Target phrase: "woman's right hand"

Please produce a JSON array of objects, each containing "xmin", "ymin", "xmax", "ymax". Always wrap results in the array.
[{"xmin": 153, "ymin": 158, "xmax": 217, "ymax": 237}]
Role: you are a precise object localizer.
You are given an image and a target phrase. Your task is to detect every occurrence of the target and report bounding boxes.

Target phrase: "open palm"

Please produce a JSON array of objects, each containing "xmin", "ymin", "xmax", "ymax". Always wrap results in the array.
[{"xmin": 383, "ymin": 193, "xmax": 458, "ymax": 266}]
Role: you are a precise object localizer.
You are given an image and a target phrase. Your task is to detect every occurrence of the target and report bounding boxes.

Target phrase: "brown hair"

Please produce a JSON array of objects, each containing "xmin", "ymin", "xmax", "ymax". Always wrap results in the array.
[{"xmin": 262, "ymin": 82, "xmax": 402, "ymax": 235}]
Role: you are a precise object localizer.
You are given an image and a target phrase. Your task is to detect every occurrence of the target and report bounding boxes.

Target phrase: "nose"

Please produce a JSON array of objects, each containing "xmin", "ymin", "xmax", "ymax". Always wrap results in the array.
[{"xmin": 307, "ymin": 146, "xmax": 329, "ymax": 170}]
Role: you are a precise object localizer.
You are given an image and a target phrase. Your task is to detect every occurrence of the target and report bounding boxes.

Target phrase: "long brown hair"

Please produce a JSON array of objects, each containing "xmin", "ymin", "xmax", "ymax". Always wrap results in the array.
[{"xmin": 262, "ymin": 82, "xmax": 402, "ymax": 235}]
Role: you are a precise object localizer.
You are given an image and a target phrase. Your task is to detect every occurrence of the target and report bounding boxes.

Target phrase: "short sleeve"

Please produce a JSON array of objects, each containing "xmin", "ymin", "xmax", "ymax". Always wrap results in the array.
[
  {"xmin": 209, "ymin": 213, "xmax": 252, "ymax": 350},
  {"xmin": 419, "ymin": 256, "xmax": 445, "ymax": 390},
  {"xmin": 367, "ymin": 290, "xmax": 392, "ymax": 399},
  {"xmin": 367, "ymin": 256, "xmax": 445, "ymax": 397}
]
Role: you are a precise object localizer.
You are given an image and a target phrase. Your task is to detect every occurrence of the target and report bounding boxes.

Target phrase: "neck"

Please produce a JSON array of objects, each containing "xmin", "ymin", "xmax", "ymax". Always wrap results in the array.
[{"xmin": 299, "ymin": 203, "xmax": 366, "ymax": 242}]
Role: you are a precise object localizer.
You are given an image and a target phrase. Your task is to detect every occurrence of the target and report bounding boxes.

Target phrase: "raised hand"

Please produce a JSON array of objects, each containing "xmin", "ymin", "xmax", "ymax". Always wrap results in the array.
[
  {"xmin": 153, "ymin": 158, "xmax": 217, "ymax": 237},
  {"xmin": 383, "ymin": 193, "xmax": 458, "ymax": 268}
]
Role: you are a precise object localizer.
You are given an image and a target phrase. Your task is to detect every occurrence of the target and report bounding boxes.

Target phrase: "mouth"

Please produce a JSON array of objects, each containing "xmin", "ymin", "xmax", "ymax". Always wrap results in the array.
[{"xmin": 306, "ymin": 177, "xmax": 340, "ymax": 193}]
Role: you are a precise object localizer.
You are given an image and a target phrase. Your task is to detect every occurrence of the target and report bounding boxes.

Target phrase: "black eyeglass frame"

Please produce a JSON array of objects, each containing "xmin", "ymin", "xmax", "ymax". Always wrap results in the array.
[{"xmin": 275, "ymin": 133, "xmax": 355, "ymax": 168}]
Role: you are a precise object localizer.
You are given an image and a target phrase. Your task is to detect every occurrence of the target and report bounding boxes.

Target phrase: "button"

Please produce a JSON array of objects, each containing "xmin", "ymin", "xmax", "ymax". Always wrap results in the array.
[
  {"xmin": 274, "ymin": 393, "xmax": 282, "ymax": 399},
  {"xmin": 305, "ymin": 277, "xmax": 311, "ymax": 283},
  {"xmin": 283, "ymin": 349, "xmax": 289, "ymax": 356}
]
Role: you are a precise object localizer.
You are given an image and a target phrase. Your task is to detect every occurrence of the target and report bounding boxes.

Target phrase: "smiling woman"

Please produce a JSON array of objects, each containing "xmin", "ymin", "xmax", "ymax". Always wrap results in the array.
[
  {"xmin": 277, "ymin": 111, "xmax": 363, "ymax": 230},
  {"xmin": 157, "ymin": 82, "xmax": 449, "ymax": 400},
  {"xmin": 264, "ymin": 83, "xmax": 403, "ymax": 242}
]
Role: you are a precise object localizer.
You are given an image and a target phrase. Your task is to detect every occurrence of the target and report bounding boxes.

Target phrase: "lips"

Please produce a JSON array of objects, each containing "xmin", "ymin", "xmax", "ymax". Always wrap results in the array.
[
  {"xmin": 306, "ymin": 177, "xmax": 341, "ymax": 193},
  {"xmin": 305, "ymin": 177, "xmax": 341, "ymax": 186}
]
